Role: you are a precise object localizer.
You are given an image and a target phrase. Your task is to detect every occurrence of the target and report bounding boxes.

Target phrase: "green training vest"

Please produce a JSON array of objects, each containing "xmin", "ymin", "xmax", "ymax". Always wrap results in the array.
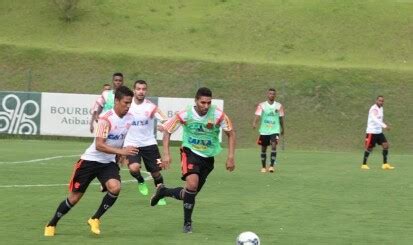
[
  {"xmin": 259, "ymin": 102, "xmax": 281, "ymax": 135},
  {"xmin": 102, "ymin": 90, "xmax": 115, "ymax": 112},
  {"xmin": 182, "ymin": 105, "xmax": 222, "ymax": 157}
]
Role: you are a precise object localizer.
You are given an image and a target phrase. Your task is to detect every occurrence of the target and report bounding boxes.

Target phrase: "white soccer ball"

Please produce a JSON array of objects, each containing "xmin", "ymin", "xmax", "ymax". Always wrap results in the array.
[{"xmin": 236, "ymin": 231, "xmax": 260, "ymax": 245}]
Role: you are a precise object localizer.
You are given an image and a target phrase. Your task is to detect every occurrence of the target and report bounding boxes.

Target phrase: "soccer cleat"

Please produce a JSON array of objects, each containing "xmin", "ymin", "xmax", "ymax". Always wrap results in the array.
[
  {"xmin": 382, "ymin": 163, "xmax": 395, "ymax": 170},
  {"xmin": 361, "ymin": 165, "xmax": 370, "ymax": 170},
  {"xmin": 157, "ymin": 198, "xmax": 167, "ymax": 206},
  {"xmin": 260, "ymin": 168, "xmax": 267, "ymax": 173},
  {"xmin": 138, "ymin": 182, "xmax": 149, "ymax": 196},
  {"xmin": 183, "ymin": 221, "xmax": 193, "ymax": 233},
  {"xmin": 268, "ymin": 166, "xmax": 275, "ymax": 173},
  {"xmin": 87, "ymin": 218, "xmax": 101, "ymax": 235},
  {"xmin": 150, "ymin": 184, "xmax": 166, "ymax": 206},
  {"xmin": 44, "ymin": 226, "xmax": 56, "ymax": 237}
]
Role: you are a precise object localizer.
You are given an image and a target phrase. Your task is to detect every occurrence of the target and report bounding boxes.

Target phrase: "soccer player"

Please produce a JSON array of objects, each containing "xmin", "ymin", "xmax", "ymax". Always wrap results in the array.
[
  {"xmin": 252, "ymin": 88, "xmax": 284, "ymax": 173},
  {"xmin": 123, "ymin": 80, "xmax": 168, "ymax": 203},
  {"xmin": 89, "ymin": 72, "xmax": 124, "ymax": 133},
  {"xmin": 361, "ymin": 95, "xmax": 395, "ymax": 170},
  {"xmin": 44, "ymin": 86, "xmax": 138, "ymax": 236},
  {"xmin": 102, "ymin": 83, "xmax": 111, "ymax": 92},
  {"xmin": 150, "ymin": 87, "xmax": 236, "ymax": 233}
]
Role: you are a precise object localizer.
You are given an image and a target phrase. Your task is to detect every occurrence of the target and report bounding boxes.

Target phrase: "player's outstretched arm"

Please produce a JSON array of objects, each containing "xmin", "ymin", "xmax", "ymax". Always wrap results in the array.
[
  {"xmin": 225, "ymin": 129, "xmax": 236, "ymax": 172},
  {"xmin": 280, "ymin": 116, "xmax": 285, "ymax": 136},
  {"xmin": 89, "ymin": 107, "xmax": 103, "ymax": 133},
  {"xmin": 95, "ymin": 137, "xmax": 138, "ymax": 156},
  {"xmin": 252, "ymin": 115, "xmax": 260, "ymax": 129},
  {"xmin": 161, "ymin": 131, "xmax": 172, "ymax": 169}
]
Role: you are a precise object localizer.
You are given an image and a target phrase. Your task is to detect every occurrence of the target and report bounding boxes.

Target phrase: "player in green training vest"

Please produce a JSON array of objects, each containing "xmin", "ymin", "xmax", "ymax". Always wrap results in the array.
[
  {"xmin": 253, "ymin": 88, "xmax": 285, "ymax": 173},
  {"xmin": 150, "ymin": 87, "xmax": 236, "ymax": 233},
  {"xmin": 90, "ymin": 72, "xmax": 124, "ymax": 133}
]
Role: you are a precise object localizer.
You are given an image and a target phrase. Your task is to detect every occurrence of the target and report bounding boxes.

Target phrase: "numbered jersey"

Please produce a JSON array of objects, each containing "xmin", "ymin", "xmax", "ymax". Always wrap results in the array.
[
  {"xmin": 81, "ymin": 109, "xmax": 133, "ymax": 163},
  {"xmin": 123, "ymin": 99, "xmax": 167, "ymax": 147}
]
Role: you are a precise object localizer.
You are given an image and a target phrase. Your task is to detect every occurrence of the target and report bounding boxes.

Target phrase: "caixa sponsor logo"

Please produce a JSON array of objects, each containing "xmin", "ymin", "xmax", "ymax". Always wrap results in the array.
[
  {"xmin": 0, "ymin": 94, "xmax": 40, "ymax": 134},
  {"xmin": 107, "ymin": 133, "xmax": 126, "ymax": 140}
]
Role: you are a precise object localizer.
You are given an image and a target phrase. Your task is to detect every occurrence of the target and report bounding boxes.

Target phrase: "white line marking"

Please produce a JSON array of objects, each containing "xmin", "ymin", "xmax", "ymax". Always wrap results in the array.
[
  {"xmin": 0, "ymin": 171, "xmax": 152, "ymax": 188},
  {"xmin": 0, "ymin": 155, "xmax": 79, "ymax": 164}
]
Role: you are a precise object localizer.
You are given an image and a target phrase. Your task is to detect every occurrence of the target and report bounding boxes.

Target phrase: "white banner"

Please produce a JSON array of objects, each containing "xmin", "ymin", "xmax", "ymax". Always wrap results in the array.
[
  {"xmin": 156, "ymin": 97, "xmax": 224, "ymax": 141},
  {"xmin": 40, "ymin": 92, "xmax": 97, "ymax": 137},
  {"xmin": 0, "ymin": 91, "xmax": 224, "ymax": 140}
]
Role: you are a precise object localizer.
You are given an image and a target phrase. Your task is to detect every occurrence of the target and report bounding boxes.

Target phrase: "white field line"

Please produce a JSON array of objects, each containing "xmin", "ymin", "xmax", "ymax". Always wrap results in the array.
[
  {"xmin": 0, "ymin": 171, "xmax": 152, "ymax": 188},
  {"xmin": 0, "ymin": 155, "xmax": 79, "ymax": 164},
  {"xmin": 0, "ymin": 153, "xmax": 153, "ymax": 188}
]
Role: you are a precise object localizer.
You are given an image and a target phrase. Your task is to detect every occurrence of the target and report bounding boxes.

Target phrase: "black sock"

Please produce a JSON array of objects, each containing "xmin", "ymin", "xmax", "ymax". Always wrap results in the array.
[
  {"xmin": 363, "ymin": 151, "xmax": 371, "ymax": 164},
  {"xmin": 164, "ymin": 187, "xmax": 184, "ymax": 200},
  {"xmin": 91, "ymin": 192, "xmax": 118, "ymax": 219},
  {"xmin": 260, "ymin": 152, "xmax": 267, "ymax": 168},
  {"xmin": 153, "ymin": 175, "xmax": 164, "ymax": 187},
  {"xmin": 270, "ymin": 151, "xmax": 277, "ymax": 166},
  {"xmin": 183, "ymin": 189, "xmax": 197, "ymax": 223},
  {"xmin": 47, "ymin": 198, "xmax": 73, "ymax": 226},
  {"xmin": 383, "ymin": 149, "xmax": 388, "ymax": 163},
  {"xmin": 130, "ymin": 171, "xmax": 145, "ymax": 183}
]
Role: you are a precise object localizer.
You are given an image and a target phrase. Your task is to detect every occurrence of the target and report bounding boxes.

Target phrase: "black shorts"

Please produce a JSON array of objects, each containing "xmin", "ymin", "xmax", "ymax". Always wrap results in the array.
[
  {"xmin": 180, "ymin": 147, "xmax": 214, "ymax": 184},
  {"xmin": 69, "ymin": 160, "xmax": 121, "ymax": 193},
  {"xmin": 365, "ymin": 133, "xmax": 388, "ymax": 149},
  {"xmin": 257, "ymin": 134, "xmax": 279, "ymax": 146},
  {"xmin": 127, "ymin": 144, "xmax": 162, "ymax": 173}
]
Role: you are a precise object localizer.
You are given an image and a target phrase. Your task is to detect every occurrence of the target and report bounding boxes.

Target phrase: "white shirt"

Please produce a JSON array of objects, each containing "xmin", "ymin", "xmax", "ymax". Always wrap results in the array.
[
  {"xmin": 123, "ymin": 99, "xmax": 166, "ymax": 147},
  {"xmin": 366, "ymin": 104, "xmax": 387, "ymax": 134},
  {"xmin": 81, "ymin": 109, "xmax": 133, "ymax": 163}
]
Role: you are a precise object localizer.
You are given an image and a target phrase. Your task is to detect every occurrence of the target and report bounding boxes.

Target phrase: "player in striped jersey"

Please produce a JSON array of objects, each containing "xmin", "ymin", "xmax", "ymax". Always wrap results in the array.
[
  {"xmin": 123, "ymin": 80, "xmax": 168, "ymax": 203},
  {"xmin": 150, "ymin": 87, "xmax": 236, "ymax": 233},
  {"xmin": 44, "ymin": 86, "xmax": 138, "ymax": 237},
  {"xmin": 253, "ymin": 88, "xmax": 285, "ymax": 173},
  {"xmin": 361, "ymin": 96, "xmax": 395, "ymax": 170}
]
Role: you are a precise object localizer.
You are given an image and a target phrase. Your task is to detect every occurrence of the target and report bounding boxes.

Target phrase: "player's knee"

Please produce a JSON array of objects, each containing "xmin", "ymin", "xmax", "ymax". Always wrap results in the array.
[
  {"xmin": 151, "ymin": 171, "xmax": 161, "ymax": 178},
  {"xmin": 128, "ymin": 163, "xmax": 141, "ymax": 173},
  {"xmin": 68, "ymin": 192, "xmax": 83, "ymax": 205},
  {"xmin": 106, "ymin": 180, "xmax": 121, "ymax": 194}
]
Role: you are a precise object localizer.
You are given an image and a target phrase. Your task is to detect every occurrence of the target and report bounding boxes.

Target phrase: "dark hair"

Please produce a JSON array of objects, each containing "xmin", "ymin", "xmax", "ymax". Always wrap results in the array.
[
  {"xmin": 113, "ymin": 72, "xmax": 123, "ymax": 78},
  {"xmin": 115, "ymin": 86, "xmax": 133, "ymax": 100},
  {"xmin": 195, "ymin": 87, "xmax": 212, "ymax": 99},
  {"xmin": 134, "ymin": 80, "xmax": 147, "ymax": 88},
  {"xmin": 269, "ymin": 88, "xmax": 276, "ymax": 92}
]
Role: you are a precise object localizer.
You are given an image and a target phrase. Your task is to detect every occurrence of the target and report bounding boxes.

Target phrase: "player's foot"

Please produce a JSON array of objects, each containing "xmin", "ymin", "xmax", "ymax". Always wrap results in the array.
[
  {"xmin": 157, "ymin": 198, "xmax": 167, "ymax": 206},
  {"xmin": 361, "ymin": 164, "xmax": 370, "ymax": 170},
  {"xmin": 183, "ymin": 221, "xmax": 193, "ymax": 233},
  {"xmin": 268, "ymin": 166, "xmax": 275, "ymax": 173},
  {"xmin": 87, "ymin": 218, "xmax": 101, "ymax": 235},
  {"xmin": 260, "ymin": 168, "xmax": 267, "ymax": 173},
  {"xmin": 138, "ymin": 182, "xmax": 149, "ymax": 196},
  {"xmin": 150, "ymin": 184, "xmax": 166, "ymax": 206},
  {"xmin": 382, "ymin": 163, "xmax": 395, "ymax": 170},
  {"xmin": 44, "ymin": 225, "xmax": 56, "ymax": 237}
]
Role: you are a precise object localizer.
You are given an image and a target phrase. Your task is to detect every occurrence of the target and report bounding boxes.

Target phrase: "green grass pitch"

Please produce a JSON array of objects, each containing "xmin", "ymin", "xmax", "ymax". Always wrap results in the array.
[{"xmin": 0, "ymin": 139, "xmax": 412, "ymax": 244}]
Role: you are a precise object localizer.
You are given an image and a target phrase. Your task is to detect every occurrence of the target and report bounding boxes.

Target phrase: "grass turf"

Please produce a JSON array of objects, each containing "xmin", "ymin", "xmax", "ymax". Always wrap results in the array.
[{"xmin": 0, "ymin": 139, "xmax": 412, "ymax": 244}]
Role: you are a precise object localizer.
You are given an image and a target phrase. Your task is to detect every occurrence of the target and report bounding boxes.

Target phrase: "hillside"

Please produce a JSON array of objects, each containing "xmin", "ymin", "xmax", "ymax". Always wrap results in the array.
[{"xmin": 0, "ymin": 0, "xmax": 412, "ymax": 151}]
